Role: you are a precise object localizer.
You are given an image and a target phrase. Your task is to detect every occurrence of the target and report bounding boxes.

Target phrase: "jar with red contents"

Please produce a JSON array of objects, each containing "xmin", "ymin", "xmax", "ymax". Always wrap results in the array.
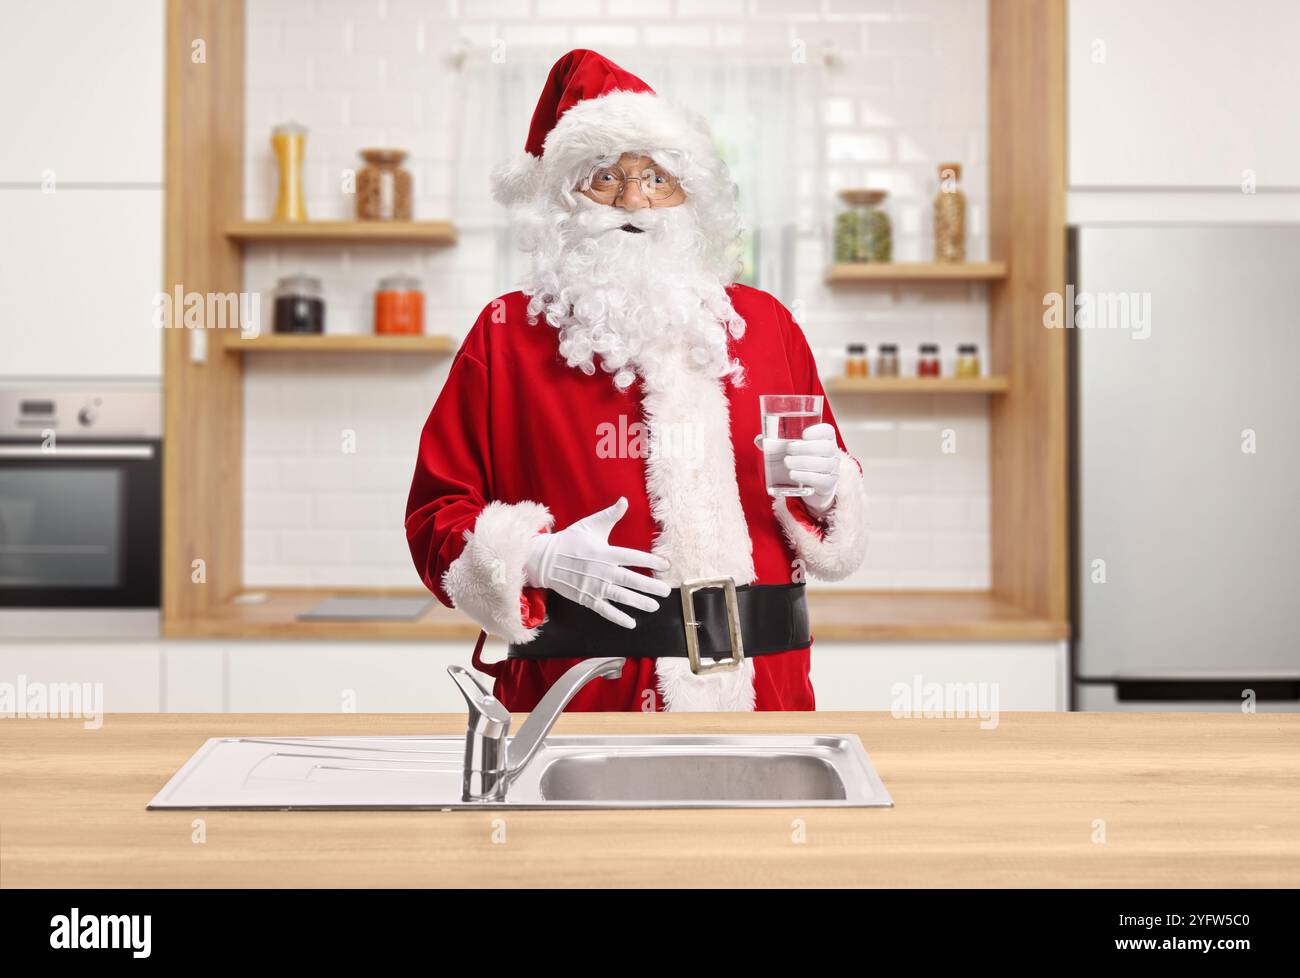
[
  {"xmin": 374, "ymin": 275, "xmax": 424, "ymax": 335},
  {"xmin": 917, "ymin": 343, "xmax": 941, "ymax": 378}
]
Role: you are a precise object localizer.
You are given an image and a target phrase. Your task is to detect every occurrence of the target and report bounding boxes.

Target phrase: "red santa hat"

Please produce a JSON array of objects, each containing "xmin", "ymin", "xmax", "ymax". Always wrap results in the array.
[{"xmin": 491, "ymin": 49, "xmax": 720, "ymax": 207}]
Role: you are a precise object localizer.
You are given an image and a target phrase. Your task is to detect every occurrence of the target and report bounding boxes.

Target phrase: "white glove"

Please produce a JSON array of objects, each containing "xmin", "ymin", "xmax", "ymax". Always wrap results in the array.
[
  {"xmin": 778, "ymin": 422, "xmax": 841, "ymax": 518},
  {"xmin": 524, "ymin": 496, "xmax": 671, "ymax": 629}
]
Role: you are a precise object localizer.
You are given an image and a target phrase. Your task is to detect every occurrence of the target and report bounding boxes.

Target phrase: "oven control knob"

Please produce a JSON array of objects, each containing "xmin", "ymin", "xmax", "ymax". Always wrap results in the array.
[{"xmin": 78, "ymin": 405, "xmax": 97, "ymax": 427}]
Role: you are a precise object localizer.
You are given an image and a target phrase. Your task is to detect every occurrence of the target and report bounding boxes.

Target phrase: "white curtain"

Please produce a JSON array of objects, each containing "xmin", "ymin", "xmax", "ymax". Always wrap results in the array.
[{"xmin": 453, "ymin": 52, "xmax": 809, "ymax": 302}]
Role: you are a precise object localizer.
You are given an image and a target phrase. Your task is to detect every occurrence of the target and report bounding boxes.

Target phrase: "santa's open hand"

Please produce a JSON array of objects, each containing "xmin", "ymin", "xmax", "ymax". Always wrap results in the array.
[
  {"xmin": 524, "ymin": 497, "xmax": 672, "ymax": 629},
  {"xmin": 780, "ymin": 422, "xmax": 840, "ymax": 518}
]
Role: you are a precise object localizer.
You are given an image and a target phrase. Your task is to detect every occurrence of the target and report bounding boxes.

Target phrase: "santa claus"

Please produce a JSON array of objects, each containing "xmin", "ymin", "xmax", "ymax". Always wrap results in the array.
[{"xmin": 406, "ymin": 50, "xmax": 868, "ymax": 712}]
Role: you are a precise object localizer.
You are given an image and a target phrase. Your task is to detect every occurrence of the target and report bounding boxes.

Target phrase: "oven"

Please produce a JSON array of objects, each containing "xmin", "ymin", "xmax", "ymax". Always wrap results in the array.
[{"xmin": 0, "ymin": 382, "xmax": 161, "ymax": 628}]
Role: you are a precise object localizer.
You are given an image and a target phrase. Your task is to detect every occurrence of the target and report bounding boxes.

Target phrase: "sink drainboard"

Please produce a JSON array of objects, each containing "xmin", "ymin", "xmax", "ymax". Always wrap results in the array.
[{"xmin": 149, "ymin": 734, "xmax": 893, "ymax": 810}]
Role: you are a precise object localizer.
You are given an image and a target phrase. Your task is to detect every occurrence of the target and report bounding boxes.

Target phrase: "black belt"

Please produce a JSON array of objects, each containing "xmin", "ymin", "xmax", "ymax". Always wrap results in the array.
[{"xmin": 508, "ymin": 581, "xmax": 809, "ymax": 662}]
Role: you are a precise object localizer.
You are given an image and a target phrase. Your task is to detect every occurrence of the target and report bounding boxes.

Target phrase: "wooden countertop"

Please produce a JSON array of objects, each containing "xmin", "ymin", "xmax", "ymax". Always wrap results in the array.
[
  {"xmin": 165, "ymin": 588, "xmax": 1070, "ymax": 642},
  {"xmin": 2, "ymin": 711, "xmax": 1294, "ymax": 887}
]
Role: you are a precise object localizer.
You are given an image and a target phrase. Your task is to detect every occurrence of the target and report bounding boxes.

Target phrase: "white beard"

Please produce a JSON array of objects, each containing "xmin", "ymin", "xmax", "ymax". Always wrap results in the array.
[
  {"xmin": 515, "ymin": 195, "xmax": 761, "ymax": 712},
  {"xmin": 517, "ymin": 196, "xmax": 746, "ymax": 391}
]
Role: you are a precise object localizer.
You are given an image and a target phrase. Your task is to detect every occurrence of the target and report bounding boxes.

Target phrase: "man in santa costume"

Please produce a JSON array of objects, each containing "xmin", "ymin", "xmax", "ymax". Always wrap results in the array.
[{"xmin": 406, "ymin": 50, "xmax": 868, "ymax": 712}]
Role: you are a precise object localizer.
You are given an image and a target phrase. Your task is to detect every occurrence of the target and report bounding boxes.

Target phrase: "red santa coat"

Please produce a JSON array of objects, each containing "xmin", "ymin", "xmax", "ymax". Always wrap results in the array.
[{"xmin": 405, "ymin": 285, "xmax": 869, "ymax": 712}]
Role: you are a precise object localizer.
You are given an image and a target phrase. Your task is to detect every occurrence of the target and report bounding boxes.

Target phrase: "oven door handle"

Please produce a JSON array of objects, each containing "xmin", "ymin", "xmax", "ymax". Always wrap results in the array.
[{"xmin": 0, "ymin": 444, "xmax": 156, "ymax": 459}]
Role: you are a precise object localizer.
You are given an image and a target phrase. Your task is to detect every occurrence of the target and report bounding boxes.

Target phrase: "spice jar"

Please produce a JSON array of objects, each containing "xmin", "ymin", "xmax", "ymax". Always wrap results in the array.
[
  {"xmin": 271, "ymin": 122, "xmax": 308, "ymax": 222},
  {"xmin": 356, "ymin": 149, "xmax": 413, "ymax": 221},
  {"xmin": 833, "ymin": 189, "xmax": 892, "ymax": 263},
  {"xmin": 955, "ymin": 343, "xmax": 981, "ymax": 378},
  {"xmin": 876, "ymin": 343, "xmax": 900, "ymax": 378},
  {"xmin": 933, "ymin": 163, "xmax": 966, "ymax": 262},
  {"xmin": 374, "ymin": 275, "xmax": 424, "ymax": 335},
  {"xmin": 845, "ymin": 343, "xmax": 868, "ymax": 378},
  {"xmin": 272, "ymin": 274, "xmax": 324, "ymax": 334},
  {"xmin": 917, "ymin": 343, "xmax": 942, "ymax": 378}
]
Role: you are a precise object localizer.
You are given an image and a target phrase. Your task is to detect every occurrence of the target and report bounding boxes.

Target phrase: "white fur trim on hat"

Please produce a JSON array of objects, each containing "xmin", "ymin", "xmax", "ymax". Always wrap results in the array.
[
  {"xmin": 494, "ymin": 89, "xmax": 719, "ymax": 207},
  {"xmin": 442, "ymin": 500, "xmax": 553, "ymax": 644},
  {"xmin": 772, "ymin": 453, "xmax": 870, "ymax": 581},
  {"xmin": 491, "ymin": 153, "xmax": 545, "ymax": 207}
]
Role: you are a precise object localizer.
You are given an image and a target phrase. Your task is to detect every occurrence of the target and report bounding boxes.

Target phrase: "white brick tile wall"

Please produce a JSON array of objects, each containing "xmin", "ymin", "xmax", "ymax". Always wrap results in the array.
[{"xmin": 242, "ymin": 0, "xmax": 992, "ymax": 591}]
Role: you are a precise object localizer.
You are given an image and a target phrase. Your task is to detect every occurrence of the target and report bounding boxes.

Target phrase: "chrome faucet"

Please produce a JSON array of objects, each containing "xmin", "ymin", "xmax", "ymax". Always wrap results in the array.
[{"xmin": 447, "ymin": 656, "xmax": 625, "ymax": 802}]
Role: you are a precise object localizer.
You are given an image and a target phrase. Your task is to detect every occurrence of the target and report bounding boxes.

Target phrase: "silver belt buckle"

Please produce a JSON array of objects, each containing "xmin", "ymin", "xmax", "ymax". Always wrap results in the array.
[{"xmin": 680, "ymin": 577, "xmax": 745, "ymax": 675}]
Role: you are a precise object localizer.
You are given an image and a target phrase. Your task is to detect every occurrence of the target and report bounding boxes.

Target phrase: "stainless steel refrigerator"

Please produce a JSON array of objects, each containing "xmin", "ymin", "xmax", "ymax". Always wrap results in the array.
[{"xmin": 1071, "ymin": 225, "xmax": 1300, "ymax": 711}]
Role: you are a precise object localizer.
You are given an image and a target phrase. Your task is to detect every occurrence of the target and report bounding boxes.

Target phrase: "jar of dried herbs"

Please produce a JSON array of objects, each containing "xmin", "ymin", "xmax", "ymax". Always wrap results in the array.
[{"xmin": 833, "ymin": 189, "xmax": 892, "ymax": 263}]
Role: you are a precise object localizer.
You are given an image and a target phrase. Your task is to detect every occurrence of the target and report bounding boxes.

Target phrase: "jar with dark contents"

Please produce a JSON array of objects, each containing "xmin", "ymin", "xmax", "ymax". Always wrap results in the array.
[
  {"xmin": 917, "ymin": 343, "xmax": 941, "ymax": 377},
  {"xmin": 272, "ymin": 274, "xmax": 325, "ymax": 334},
  {"xmin": 876, "ymin": 343, "xmax": 900, "ymax": 377}
]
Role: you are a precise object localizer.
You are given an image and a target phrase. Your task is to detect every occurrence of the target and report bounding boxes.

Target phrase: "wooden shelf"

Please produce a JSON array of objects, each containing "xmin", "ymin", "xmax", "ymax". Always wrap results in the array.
[
  {"xmin": 225, "ymin": 220, "xmax": 457, "ymax": 245},
  {"xmin": 825, "ymin": 261, "xmax": 1008, "ymax": 283},
  {"xmin": 826, "ymin": 375, "xmax": 1010, "ymax": 394},
  {"xmin": 165, "ymin": 587, "xmax": 1069, "ymax": 642},
  {"xmin": 223, "ymin": 333, "xmax": 456, "ymax": 355}
]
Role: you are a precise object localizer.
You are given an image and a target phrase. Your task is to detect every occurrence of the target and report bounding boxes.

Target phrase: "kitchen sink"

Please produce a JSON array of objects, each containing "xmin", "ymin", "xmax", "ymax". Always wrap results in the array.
[{"xmin": 148, "ymin": 734, "xmax": 893, "ymax": 810}]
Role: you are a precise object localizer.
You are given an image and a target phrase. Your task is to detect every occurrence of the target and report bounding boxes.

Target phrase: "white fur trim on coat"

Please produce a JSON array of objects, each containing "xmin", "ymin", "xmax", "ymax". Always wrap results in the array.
[
  {"xmin": 655, "ymin": 657, "xmax": 756, "ymax": 713},
  {"xmin": 441, "ymin": 500, "xmax": 553, "ymax": 644},
  {"xmin": 772, "ymin": 453, "xmax": 869, "ymax": 582},
  {"xmin": 639, "ymin": 347, "xmax": 758, "ymax": 713}
]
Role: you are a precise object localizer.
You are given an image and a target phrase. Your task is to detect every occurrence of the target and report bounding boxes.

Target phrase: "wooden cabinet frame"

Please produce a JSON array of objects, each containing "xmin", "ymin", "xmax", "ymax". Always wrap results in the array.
[{"xmin": 161, "ymin": 0, "xmax": 1069, "ymax": 640}]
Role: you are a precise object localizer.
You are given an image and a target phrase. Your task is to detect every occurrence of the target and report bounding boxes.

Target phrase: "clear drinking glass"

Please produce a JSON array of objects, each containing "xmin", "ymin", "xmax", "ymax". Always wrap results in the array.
[{"xmin": 759, "ymin": 394, "xmax": 824, "ymax": 497}]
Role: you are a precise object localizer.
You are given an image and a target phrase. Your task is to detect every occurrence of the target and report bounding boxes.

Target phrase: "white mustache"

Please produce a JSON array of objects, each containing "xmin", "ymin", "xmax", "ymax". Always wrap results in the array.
[{"xmin": 568, "ymin": 198, "xmax": 674, "ymax": 236}]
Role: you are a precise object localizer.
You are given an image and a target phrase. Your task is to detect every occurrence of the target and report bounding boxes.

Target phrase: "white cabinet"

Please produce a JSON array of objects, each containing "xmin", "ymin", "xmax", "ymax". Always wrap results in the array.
[
  {"xmin": 0, "ymin": 642, "xmax": 162, "ymax": 713},
  {"xmin": 162, "ymin": 643, "xmax": 226, "ymax": 712},
  {"xmin": 223, "ymin": 640, "xmax": 509, "ymax": 713},
  {"xmin": 0, "ymin": 638, "xmax": 1065, "ymax": 714},
  {"xmin": 0, "ymin": 0, "xmax": 164, "ymax": 183},
  {"xmin": 0, "ymin": 0, "xmax": 164, "ymax": 378},
  {"xmin": 1068, "ymin": 0, "xmax": 1300, "ymax": 189},
  {"xmin": 811, "ymin": 641, "xmax": 1068, "ymax": 713},
  {"xmin": 0, "ymin": 189, "xmax": 163, "ymax": 377}
]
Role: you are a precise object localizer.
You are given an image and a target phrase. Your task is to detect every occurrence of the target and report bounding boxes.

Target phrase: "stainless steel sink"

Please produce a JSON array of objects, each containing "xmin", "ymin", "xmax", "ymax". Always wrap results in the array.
[
  {"xmin": 150, "ymin": 653, "xmax": 892, "ymax": 811},
  {"xmin": 148, "ymin": 734, "xmax": 893, "ymax": 810}
]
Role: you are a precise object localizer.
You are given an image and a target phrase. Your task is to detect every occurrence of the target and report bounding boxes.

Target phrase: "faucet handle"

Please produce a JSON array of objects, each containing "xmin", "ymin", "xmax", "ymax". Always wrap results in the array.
[{"xmin": 448, "ymin": 665, "xmax": 511, "ymax": 739}]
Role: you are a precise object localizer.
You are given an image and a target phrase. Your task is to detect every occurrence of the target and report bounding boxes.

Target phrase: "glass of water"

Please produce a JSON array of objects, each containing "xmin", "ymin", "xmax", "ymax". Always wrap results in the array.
[{"xmin": 759, "ymin": 394, "xmax": 824, "ymax": 497}]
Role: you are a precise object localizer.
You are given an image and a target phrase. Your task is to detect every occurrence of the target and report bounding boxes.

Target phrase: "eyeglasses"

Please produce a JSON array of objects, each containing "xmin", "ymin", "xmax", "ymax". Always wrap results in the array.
[{"xmin": 579, "ymin": 161, "xmax": 681, "ymax": 203}]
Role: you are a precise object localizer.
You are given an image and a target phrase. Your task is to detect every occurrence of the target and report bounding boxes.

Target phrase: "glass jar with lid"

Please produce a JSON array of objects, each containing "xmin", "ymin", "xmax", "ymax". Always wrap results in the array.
[
  {"xmin": 933, "ymin": 163, "xmax": 966, "ymax": 263},
  {"xmin": 833, "ymin": 189, "xmax": 893, "ymax": 263},
  {"xmin": 271, "ymin": 122, "xmax": 308, "ymax": 222},
  {"xmin": 845, "ymin": 343, "xmax": 868, "ymax": 378},
  {"xmin": 356, "ymin": 148, "xmax": 413, "ymax": 221},
  {"xmin": 876, "ymin": 343, "xmax": 900, "ymax": 377},
  {"xmin": 955, "ymin": 343, "xmax": 981, "ymax": 378},
  {"xmin": 917, "ymin": 342, "xmax": 942, "ymax": 378},
  {"xmin": 272, "ymin": 274, "xmax": 325, "ymax": 334},
  {"xmin": 374, "ymin": 275, "xmax": 424, "ymax": 335}
]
